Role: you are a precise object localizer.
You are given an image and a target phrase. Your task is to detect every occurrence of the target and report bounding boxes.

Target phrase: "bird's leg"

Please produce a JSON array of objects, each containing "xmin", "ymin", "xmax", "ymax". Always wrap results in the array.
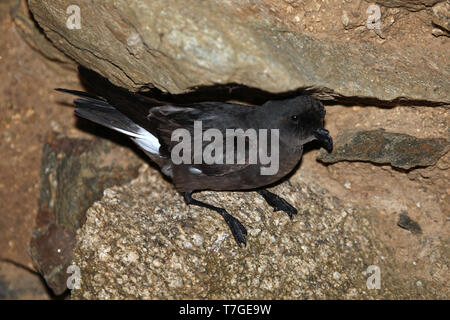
[
  {"xmin": 183, "ymin": 192, "xmax": 248, "ymax": 247},
  {"xmin": 257, "ymin": 189, "xmax": 298, "ymax": 219}
]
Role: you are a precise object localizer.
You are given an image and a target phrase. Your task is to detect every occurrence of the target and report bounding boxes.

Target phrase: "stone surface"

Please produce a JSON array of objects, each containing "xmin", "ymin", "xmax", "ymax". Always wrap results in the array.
[
  {"xmin": 0, "ymin": 0, "xmax": 82, "ymax": 280},
  {"xmin": 317, "ymin": 130, "xmax": 449, "ymax": 170},
  {"xmin": 27, "ymin": 0, "xmax": 450, "ymax": 104},
  {"xmin": 368, "ymin": 0, "xmax": 445, "ymax": 11},
  {"xmin": 0, "ymin": 261, "xmax": 49, "ymax": 299},
  {"xmin": 29, "ymin": 222, "xmax": 76, "ymax": 295},
  {"xmin": 432, "ymin": 1, "xmax": 450, "ymax": 33},
  {"xmin": 70, "ymin": 164, "xmax": 444, "ymax": 299},
  {"xmin": 29, "ymin": 133, "xmax": 143, "ymax": 295},
  {"xmin": 12, "ymin": 0, "xmax": 74, "ymax": 66},
  {"xmin": 397, "ymin": 211, "xmax": 422, "ymax": 235},
  {"xmin": 0, "ymin": 0, "xmax": 447, "ymax": 301}
]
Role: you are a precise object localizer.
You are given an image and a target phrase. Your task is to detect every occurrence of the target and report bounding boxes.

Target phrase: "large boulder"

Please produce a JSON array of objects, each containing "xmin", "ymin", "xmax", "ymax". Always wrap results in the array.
[
  {"xmin": 27, "ymin": 0, "xmax": 449, "ymax": 104},
  {"xmin": 70, "ymin": 165, "xmax": 442, "ymax": 299}
]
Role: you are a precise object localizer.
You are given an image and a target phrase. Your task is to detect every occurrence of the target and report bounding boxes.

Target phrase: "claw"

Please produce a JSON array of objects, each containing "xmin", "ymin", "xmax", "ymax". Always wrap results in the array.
[
  {"xmin": 184, "ymin": 192, "xmax": 248, "ymax": 247},
  {"xmin": 257, "ymin": 189, "xmax": 298, "ymax": 219},
  {"xmin": 223, "ymin": 211, "xmax": 247, "ymax": 247}
]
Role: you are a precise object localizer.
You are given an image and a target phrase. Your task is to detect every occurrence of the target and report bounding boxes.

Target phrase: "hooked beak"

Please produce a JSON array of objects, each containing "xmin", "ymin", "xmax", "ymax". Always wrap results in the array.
[{"xmin": 313, "ymin": 128, "xmax": 333, "ymax": 153}]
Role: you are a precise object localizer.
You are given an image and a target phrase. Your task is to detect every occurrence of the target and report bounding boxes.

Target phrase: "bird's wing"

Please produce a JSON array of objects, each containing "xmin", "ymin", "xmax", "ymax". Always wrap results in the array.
[
  {"xmin": 58, "ymin": 68, "xmax": 258, "ymax": 176},
  {"xmin": 147, "ymin": 103, "xmax": 256, "ymax": 176}
]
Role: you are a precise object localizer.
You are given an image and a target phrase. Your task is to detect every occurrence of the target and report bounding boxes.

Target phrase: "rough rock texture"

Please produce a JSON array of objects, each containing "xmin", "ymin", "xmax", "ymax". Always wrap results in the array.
[
  {"xmin": 317, "ymin": 130, "xmax": 449, "ymax": 169},
  {"xmin": 27, "ymin": 0, "xmax": 450, "ymax": 104},
  {"xmin": 397, "ymin": 211, "xmax": 423, "ymax": 235},
  {"xmin": 1, "ymin": 0, "xmax": 447, "ymax": 300},
  {"xmin": 0, "ymin": 0, "xmax": 82, "ymax": 281},
  {"xmin": 0, "ymin": 261, "xmax": 49, "ymax": 299},
  {"xmin": 12, "ymin": 0, "xmax": 73, "ymax": 66},
  {"xmin": 36, "ymin": 133, "xmax": 143, "ymax": 232},
  {"xmin": 432, "ymin": 1, "xmax": 450, "ymax": 33},
  {"xmin": 29, "ymin": 133, "xmax": 143, "ymax": 295},
  {"xmin": 369, "ymin": 0, "xmax": 445, "ymax": 11},
  {"xmin": 70, "ymin": 165, "xmax": 445, "ymax": 299}
]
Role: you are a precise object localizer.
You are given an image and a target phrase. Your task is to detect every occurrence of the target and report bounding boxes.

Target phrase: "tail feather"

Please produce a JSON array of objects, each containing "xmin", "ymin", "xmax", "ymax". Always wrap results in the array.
[
  {"xmin": 57, "ymin": 88, "xmax": 161, "ymax": 155},
  {"xmin": 55, "ymin": 88, "xmax": 109, "ymax": 105}
]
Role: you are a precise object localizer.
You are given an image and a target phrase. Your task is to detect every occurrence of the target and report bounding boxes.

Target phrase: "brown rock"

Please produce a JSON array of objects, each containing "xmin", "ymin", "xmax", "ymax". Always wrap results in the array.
[
  {"xmin": 317, "ymin": 130, "xmax": 449, "ymax": 170},
  {"xmin": 27, "ymin": 0, "xmax": 450, "ymax": 104},
  {"xmin": 29, "ymin": 222, "xmax": 76, "ymax": 295},
  {"xmin": 12, "ymin": 0, "xmax": 74, "ymax": 67},
  {"xmin": 367, "ymin": 0, "xmax": 445, "ymax": 11}
]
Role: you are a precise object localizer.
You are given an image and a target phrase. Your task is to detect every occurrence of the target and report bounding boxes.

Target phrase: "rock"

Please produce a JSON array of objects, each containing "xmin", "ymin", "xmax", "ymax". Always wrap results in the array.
[
  {"xmin": 12, "ymin": 0, "xmax": 74, "ymax": 67},
  {"xmin": 367, "ymin": 0, "xmax": 445, "ymax": 11},
  {"xmin": 27, "ymin": 0, "xmax": 450, "ymax": 104},
  {"xmin": 317, "ymin": 130, "xmax": 449, "ymax": 170},
  {"xmin": 397, "ymin": 211, "xmax": 422, "ymax": 235},
  {"xmin": 37, "ymin": 133, "xmax": 143, "ymax": 232},
  {"xmin": 432, "ymin": 1, "xmax": 450, "ymax": 33},
  {"xmin": 0, "ymin": 261, "xmax": 49, "ymax": 299},
  {"xmin": 432, "ymin": 27, "xmax": 449, "ymax": 36},
  {"xmin": 29, "ymin": 222, "xmax": 76, "ymax": 295},
  {"xmin": 71, "ymin": 164, "xmax": 427, "ymax": 299},
  {"xmin": 29, "ymin": 133, "xmax": 143, "ymax": 295}
]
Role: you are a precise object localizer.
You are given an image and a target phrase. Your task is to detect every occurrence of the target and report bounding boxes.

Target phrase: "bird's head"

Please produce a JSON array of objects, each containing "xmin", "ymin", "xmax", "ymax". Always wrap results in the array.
[{"xmin": 262, "ymin": 95, "xmax": 333, "ymax": 152}]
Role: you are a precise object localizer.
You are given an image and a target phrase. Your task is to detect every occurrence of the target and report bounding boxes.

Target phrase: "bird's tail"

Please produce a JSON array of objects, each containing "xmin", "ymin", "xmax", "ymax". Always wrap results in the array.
[
  {"xmin": 55, "ymin": 88, "xmax": 138, "ymax": 136},
  {"xmin": 56, "ymin": 85, "xmax": 160, "ymax": 154}
]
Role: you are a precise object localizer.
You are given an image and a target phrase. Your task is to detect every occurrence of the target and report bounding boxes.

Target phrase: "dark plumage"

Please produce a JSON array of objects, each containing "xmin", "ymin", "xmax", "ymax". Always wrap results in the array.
[{"xmin": 57, "ymin": 68, "xmax": 333, "ymax": 246}]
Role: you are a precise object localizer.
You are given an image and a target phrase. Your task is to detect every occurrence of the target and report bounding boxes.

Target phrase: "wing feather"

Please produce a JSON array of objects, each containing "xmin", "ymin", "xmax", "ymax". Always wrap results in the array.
[{"xmin": 147, "ymin": 104, "xmax": 254, "ymax": 176}]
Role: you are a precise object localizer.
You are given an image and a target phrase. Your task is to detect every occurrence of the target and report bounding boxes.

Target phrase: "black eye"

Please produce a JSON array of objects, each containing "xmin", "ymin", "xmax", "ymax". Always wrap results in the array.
[{"xmin": 291, "ymin": 115, "xmax": 299, "ymax": 121}]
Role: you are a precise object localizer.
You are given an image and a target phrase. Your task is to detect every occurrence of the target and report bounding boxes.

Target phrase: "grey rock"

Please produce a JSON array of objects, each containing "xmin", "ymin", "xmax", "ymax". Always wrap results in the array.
[
  {"xmin": 317, "ymin": 130, "xmax": 449, "ymax": 170},
  {"xmin": 71, "ymin": 165, "xmax": 420, "ymax": 299},
  {"xmin": 27, "ymin": 0, "xmax": 450, "ymax": 104},
  {"xmin": 37, "ymin": 133, "xmax": 143, "ymax": 232},
  {"xmin": 30, "ymin": 133, "xmax": 143, "ymax": 295},
  {"xmin": 397, "ymin": 211, "xmax": 422, "ymax": 235}
]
